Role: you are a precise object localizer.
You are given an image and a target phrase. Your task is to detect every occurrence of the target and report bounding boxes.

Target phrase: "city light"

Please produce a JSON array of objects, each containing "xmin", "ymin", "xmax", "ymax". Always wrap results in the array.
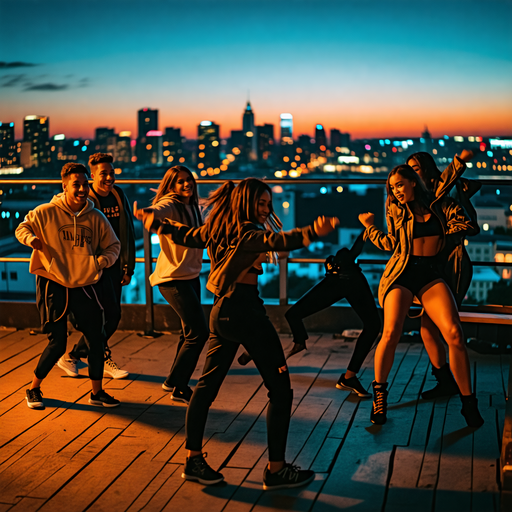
[{"xmin": 200, "ymin": 121, "xmax": 212, "ymax": 126}]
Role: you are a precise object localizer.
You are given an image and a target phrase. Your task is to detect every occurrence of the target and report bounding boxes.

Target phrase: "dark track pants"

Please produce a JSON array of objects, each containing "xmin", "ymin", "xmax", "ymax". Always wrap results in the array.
[
  {"xmin": 185, "ymin": 284, "xmax": 292, "ymax": 462},
  {"xmin": 35, "ymin": 276, "xmax": 106, "ymax": 380},
  {"xmin": 285, "ymin": 272, "xmax": 381, "ymax": 373},
  {"xmin": 70, "ymin": 263, "xmax": 121, "ymax": 360}
]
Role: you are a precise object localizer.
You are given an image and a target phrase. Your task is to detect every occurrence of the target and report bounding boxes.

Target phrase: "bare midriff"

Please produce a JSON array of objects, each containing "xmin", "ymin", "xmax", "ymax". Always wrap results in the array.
[
  {"xmin": 412, "ymin": 213, "xmax": 442, "ymax": 257},
  {"xmin": 236, "ymin": 252, "xmax": 267, "ymax": 285}
]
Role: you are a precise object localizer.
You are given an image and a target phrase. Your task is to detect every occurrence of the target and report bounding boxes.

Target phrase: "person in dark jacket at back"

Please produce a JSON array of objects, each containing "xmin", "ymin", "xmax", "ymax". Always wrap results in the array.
[{"xmin": 57, "ymin": 153, "xmax": 135, "ymax": 380}]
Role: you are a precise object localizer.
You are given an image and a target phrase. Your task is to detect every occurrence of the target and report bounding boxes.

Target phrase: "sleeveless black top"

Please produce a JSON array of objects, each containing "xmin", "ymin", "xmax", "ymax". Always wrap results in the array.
[{"xmin": 413, "ymin": 214, "xmax": 443, "ymax": 239}]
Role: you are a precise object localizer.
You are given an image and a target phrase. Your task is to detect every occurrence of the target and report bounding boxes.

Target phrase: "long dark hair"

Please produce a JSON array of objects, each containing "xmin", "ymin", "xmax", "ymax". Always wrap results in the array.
[
  {"xmin": 406, "ymin": 152, "xmax": 441, "ymax": 192},
  {"xmin": 386, "ymin": 164, "xmax": 430, "ymax": 209},
  {"xmin": 152, "ymin": 166, "xmax": 202, "ymax": 226},
  {"xmin": 203, "ymin": 178, "xmax": 282, "ymax": 246}
]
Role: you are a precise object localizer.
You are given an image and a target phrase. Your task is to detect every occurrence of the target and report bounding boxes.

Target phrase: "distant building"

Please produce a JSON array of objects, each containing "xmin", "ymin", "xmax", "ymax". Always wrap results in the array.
[
  {"xmin": 95, "ymin": 127, "xmax": 115, "ymax": 153},
  {"xmin": 197, "ymin": 121, "xmax": 220, "ymax": 172},
  {"xmin": 137, "ymin": 108, "xmax": 158, "ymax": 138},
  {"xmin": 280, "ymin": 113, "xmax": 293, "ymax": 145},
  {"xmin": 137, "ymin": 130, "xmax": 163, "ymax": 167},
  {"xmin": 256, "ymin": 124, "xmax": 274, "ymax": 162},
  {"xmin": 23, "ymin": 115, "xmax": 51, "ymax": 168},
  {"xmin": 315, "ymin": 124, "xmax": 327, "ymax": 153},
  {"xmin": 0, "ymin": 122, "xmax": 17, "ymax": 168},
  {"xmin": 162, "ymin": 128, "xmax": 183, "ymax": 165},
  {"xmin": 242, "ymin": 101, "xmax": 257, "ymax": 161},
  {"xmin": 114, "ymin": 133, "xmax": 132, "ymax": 164}
]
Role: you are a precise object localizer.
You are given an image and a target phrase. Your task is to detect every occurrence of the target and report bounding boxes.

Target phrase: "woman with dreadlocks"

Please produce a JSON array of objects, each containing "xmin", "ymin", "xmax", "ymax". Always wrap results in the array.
[
  {"xmin": 140, "ymin": 166, "xmax": 208, "ymax": 403},
  {"xmin": 135, "ymin": 178, "xmax": 339, "ymax": 490}
]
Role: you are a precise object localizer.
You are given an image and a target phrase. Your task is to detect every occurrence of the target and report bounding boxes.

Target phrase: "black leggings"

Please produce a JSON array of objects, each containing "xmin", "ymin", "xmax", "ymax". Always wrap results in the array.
[
  {"xmin": 185, "ymin": 284, "xmax": 293, "ymax": 462},
  {"xmin": 285, "ymin": 272, "xmax": 381, "ymax": 373},
  {"xmin": 158, "ymin": 277, "xmax": 209, "ymax": 390}
]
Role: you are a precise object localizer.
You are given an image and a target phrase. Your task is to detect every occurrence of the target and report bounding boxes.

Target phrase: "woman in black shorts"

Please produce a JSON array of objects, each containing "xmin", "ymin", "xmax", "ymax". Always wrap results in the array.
[{"xmin": 359, "ymin": 164, "xmax": 483, "ymax": 428}]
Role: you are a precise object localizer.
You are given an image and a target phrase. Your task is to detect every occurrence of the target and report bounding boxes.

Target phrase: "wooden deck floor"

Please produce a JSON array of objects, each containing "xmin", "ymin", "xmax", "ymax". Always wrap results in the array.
[{"xmin": 0, "ymin": 327, "xmax": 509, "ymax": 512}]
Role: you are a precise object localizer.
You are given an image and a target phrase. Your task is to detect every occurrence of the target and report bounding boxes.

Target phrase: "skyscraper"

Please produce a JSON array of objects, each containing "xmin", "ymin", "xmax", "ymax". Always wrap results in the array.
[
  {"xmin": 242, "ymin": 101, "xmax": 257, "ymax": 161},
  {"xmin": 315, "ymin": 124, "xmax": 327, "ymax": 153},
  {"xmin": 256, "ymin": 124, "xmax": 274, "ymax": 162},
  {"xmin": 137, "ymin": 108, "xmax": 158, "ymax": 138},
  {"xmin": 280, "ymin": 114, "xmax": 293, "ymax": 145},
  {"xmin": 197, "ymin": 121, "xmax": 220, "ymax": 172},
  {"xmin": 162, "ymin": 127, "xmax": 183, "ymax": 165},
  {"xmin": 95, "ymin": 127, "xmax": 115, "ymax": 153},
  {"xmin": 23, "ymin": 115, "xmax": 51, "ymax": 168},
  {"xmin": 0, "ymin": 122, "xmax": 17, "ymax": 167}
]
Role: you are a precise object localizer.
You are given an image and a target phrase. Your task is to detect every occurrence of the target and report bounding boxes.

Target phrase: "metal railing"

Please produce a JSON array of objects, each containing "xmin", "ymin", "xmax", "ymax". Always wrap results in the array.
[{"xmin": 2, "ymin": 176, "xmax": 512, "ymax": 334}]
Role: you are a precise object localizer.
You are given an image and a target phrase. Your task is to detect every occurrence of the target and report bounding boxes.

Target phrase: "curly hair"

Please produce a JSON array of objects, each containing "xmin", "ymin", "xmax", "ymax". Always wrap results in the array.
[{"xmin": 88, "ymin": 153, "xmax": 114, "ymax": 168}]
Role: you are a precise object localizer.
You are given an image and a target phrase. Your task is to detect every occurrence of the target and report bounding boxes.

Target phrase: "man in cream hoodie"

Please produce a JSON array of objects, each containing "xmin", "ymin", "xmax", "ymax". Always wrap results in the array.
[{"xmin": 15, "ymin": 162, "xmax": 121, "ymax": 409}]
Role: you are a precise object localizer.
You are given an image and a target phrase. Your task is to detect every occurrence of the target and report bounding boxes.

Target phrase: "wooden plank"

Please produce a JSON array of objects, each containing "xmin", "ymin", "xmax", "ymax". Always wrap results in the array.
[
  {"xmin": 384, "ymin": 400, "xmax": 435, "ymax": 512},
  {"xmin": 433, "ymin": 397, "xmax": 473, "ymax": 512},
  {"xmin": 162, "ymin": 467, "xmax": 248, "ymax": 512},
  {"xmin": 126, "ymin": 463, "xmax": 182, "ymax": 512}
]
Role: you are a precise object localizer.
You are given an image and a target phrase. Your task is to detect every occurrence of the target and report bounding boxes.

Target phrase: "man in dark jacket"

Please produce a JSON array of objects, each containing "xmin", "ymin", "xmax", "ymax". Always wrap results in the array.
[{"xmin": 57, "ymin": 153, "xmax": 136, "ymax": 379}]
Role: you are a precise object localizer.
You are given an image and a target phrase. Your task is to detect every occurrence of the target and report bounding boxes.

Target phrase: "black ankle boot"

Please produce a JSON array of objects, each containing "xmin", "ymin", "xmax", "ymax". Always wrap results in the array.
[
  {"xmin": 421, "ymin": 364, "xmax": 459, "ymax": 400},
  {"xmin": 371, "ymin": 381, "xmax": 388, "ymax": 425},
  {"xmin": 460, "ymin": 393, "xmax": 484, "ymax": 428}
]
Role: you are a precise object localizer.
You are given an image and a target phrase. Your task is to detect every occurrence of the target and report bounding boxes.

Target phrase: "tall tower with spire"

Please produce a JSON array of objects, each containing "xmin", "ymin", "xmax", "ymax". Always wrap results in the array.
[{"xmin": 242, "ymin": 101, "xmax": 257, "ymax": 161}]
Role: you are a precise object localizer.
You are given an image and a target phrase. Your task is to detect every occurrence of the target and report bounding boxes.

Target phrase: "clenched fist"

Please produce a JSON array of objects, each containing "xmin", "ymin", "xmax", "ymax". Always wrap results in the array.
[{"xmin": 358, "ymin": 212, "xmax": 375, "ymax": 228}]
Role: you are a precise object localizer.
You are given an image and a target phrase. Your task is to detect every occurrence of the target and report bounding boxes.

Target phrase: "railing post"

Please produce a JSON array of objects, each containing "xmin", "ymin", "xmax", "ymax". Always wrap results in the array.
[
  {"xmin": 279, "ymin": 256, "xmax": 288, "ymax": 306},
  {"xmin": 139, "ymin": 228, "xmax": 161, "ymax": 338}
]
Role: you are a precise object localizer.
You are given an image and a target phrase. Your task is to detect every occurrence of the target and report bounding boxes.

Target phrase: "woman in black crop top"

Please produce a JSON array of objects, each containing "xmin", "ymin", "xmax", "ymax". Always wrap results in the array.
[
  {"xmin": 407, "ymin": 151, "xmax": 480, "ymax": 403},
  {"xmin": 360, "ymin": 165, "xmax": 483, "ymax": 428}
]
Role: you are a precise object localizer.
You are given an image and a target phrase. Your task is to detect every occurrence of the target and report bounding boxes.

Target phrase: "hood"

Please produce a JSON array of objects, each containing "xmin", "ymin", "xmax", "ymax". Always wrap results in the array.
[{"xmin": 50, "ymin": 193, "xmax": 95, "ymax": 217}]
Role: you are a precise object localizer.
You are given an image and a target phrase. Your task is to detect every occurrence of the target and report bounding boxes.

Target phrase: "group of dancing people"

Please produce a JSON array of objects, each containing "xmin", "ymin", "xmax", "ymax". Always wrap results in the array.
[{"xmin": 15, "ymin": 147, "xmax": 483, "ymax": 491}]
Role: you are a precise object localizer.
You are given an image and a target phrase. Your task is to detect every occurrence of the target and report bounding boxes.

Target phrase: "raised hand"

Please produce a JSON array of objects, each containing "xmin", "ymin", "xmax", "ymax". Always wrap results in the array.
[
  {"xmin": 313, "ymin": 216, "xmax": 340, "ymax": 237},
  {"xmin": 358, "ymin": 212, "xmax": 375, "ymax": 228},
  {"xmin": 133, "ymin": 201, "xmax": 157, "ymax": 232},
  {"xmin": 459, "ymin": 149, "xmax": 474, "ymax": 162}
]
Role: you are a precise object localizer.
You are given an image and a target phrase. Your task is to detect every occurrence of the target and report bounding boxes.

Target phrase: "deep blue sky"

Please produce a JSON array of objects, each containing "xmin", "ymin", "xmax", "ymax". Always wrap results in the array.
[{"xmin": 1, "ymin": 0, "xmax": 511, "ymax": 139}]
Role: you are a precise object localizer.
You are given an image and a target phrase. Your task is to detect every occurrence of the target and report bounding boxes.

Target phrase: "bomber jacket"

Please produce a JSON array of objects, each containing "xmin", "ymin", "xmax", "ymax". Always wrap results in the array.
[
  {"xmin": 155, "ymin": 220, "xmax": 319, "ymax": 298},
  {"xmin": 365, "ymin": 195, "xmax": 478, "ymax": 307},
  {"xmin": 89, "ymin": 185, "xmax": 136, "ymax": 277}
]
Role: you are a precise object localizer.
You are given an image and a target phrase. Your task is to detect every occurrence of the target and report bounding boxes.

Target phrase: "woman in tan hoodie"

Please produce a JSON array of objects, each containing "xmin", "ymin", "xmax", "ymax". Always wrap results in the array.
[{"xmin": 359, "ymin": 164, "xmax": 483, "ymax": 428}]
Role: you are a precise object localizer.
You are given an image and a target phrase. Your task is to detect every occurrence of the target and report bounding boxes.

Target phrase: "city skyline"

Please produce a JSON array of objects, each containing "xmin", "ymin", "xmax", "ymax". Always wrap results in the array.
[{"xmin": 1, "ymin": 0, "xmax": 511, "ymax": 140}]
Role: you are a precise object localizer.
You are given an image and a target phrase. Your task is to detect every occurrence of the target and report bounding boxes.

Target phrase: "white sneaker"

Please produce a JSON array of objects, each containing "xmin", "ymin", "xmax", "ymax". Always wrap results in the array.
[
  {"xmin": 103, "ymin": 357, "xmax": 129, "ymax": 379},
  {"xmin": 57, "ymin": 357, "xmax": 79, "ymax": 377}
]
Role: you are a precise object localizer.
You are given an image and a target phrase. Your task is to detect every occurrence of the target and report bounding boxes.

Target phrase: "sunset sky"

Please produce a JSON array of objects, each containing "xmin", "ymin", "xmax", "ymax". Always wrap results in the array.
[{"xmin": 1, "ymin": 0, "xmax": 511, "ymax": 140}]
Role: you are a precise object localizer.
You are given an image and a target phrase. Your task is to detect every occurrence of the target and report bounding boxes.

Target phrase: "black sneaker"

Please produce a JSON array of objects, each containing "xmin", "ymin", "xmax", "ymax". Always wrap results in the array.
[
  {"xmin": 26, "ymin": 388, "xmax": 44, "ymax": 409},
  {"xmin": 336, "ymin": 373, "xmax": 371, "ymax": 398},
  {"xmin": 162, "ymin": 379, "xmax": 173, "ymax": 392},
  {"xmin": 182, "ymin": 453, "xmax": 224, "ymax": 485},
  {"xmin": 89, "ymin": 389, "xmax": 120, "ymax": 408},
  {"xmin": 370, "ymin": 381, "xmax": 388, "ymax": 425},
  {"xmin": 171, "ymin": 386, "xmax": 193, "ymax": 404},
  {"xmin": 262, "ymin": 463, "xmax": 315, "ymax": 491}
]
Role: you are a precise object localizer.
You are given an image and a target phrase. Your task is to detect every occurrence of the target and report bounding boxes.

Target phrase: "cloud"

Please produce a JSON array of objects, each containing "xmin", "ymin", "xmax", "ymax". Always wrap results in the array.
[
  {"xmin": 0, "ymin": 74, "xmax": 26, "ymax": 87},
  {"xmin": 0, "ymin": 61, "xmax": 38, "ymax": 69},
  {"xmin": 24, "ymin": 83, "xmax": 69, "ymax": 91}
]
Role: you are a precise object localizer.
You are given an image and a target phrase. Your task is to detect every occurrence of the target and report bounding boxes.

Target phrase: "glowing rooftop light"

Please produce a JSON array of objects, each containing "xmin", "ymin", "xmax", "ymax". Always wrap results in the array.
[
  {"xmin": 200, "ymin": 121, "xmax": 212, "ymax": 126},
  {"xmin": 54, "ymin": 134, "xmax": 65, "ymax": 140},
  {"xmin": 316, "ymin": 124, "xmax": 323, "ymax": 130},
  {"xmin": 280, "ymin": 113, "xmax": 293, "ymax": 120},
  {"xmin": 146, "ymin": 130, "xmax": 162, "ymax": 137},
  {"xmin": 24, "ymin": 115, "xmax": 39, "ymax": 120}
]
